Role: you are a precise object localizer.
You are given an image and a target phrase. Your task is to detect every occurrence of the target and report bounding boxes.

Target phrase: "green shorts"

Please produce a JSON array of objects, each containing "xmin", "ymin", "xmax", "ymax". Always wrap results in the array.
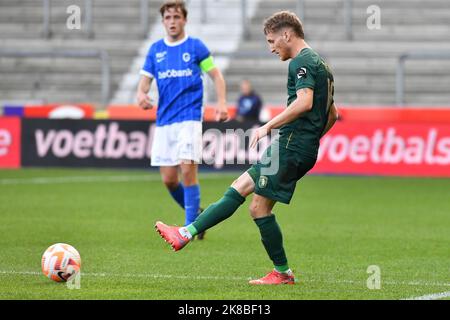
[{"xmin": 247, "ymin": 139, "xmax": 317, "ymax": 204}]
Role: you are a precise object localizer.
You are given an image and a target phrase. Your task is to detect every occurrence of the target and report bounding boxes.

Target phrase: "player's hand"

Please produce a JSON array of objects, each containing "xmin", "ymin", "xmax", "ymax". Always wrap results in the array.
[
  {"xmin": 215, "ymin": 103, "xmax": 229, "ymax": 122},
  {"xmin": 250, "ymin": 125, "xmax": 269, "ymax": 149},
  {"xmin": 137, "ymin": 92, "xmax": 153, "ymax": 110}
]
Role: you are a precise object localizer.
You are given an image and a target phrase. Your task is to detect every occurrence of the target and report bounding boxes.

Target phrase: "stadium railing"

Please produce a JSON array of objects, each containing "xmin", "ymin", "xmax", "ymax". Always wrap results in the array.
[
  {"xmin": 344, "ymin": 0, "xmax": 353, "ymax": 40},
  {"xmin": 396, "ymin": 50, "xmax": 450, "ymax": 106},
  {"xmin": 42, "ymin": 0, "xmax": 50, "ymax": 38},
  {"xmin": 0, "ymin": 48, "xmax": 111, "ymax": 106}
]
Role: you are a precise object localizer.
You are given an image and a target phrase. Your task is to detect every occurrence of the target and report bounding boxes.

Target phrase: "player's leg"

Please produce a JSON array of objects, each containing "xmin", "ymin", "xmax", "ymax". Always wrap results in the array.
[
  {"xmin": 186, "ymin": 171, "xmax": 255, "ymax": 235},
  {"xmin": 179, "ymin": 161, "xmax": 200, "ymax": 226},
  {"xmin": 160, "ymin": 166, "xmax": 185, "ymax": 210},
  {"xmin": 245, "ymin": 139, "xmax": 300, "ymax": 284},
  {"xmin": 248, "ymin": 194, "xmax": 295, "ymax": 285},
  {"xmin": 179, "ymin": 161, "xmax": 207, "ymax": 239},
  {"xmin": 151, "ymin": 122, "xmax": 185, "ymax": 210},
  {"xmin": 155, "ymin": 171, "xmax": 255, "ymax": 251},
  {"xmin": 248, "ymin": 148, "xmax": 316, "ymax": 284},
  {"xmin": 176, "ymin": 120, "xmax": 203, "ymax": 226}
]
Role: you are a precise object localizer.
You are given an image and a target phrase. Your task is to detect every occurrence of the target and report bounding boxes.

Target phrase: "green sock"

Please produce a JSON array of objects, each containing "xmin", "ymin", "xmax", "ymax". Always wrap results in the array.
[
  {"xmin": 254, "ymin": 214, "xmax": 289, "ymax": 271},
  {"xmin": 190, "ymin": 187, "xmax": 245, "ymax": 235}
]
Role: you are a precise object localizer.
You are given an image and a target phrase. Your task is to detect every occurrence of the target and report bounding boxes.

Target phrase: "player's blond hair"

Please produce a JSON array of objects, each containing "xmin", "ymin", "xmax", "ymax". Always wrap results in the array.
[
  {"xmin": 160, "ymin": 0, "xmax": 188, "ymax": 19},
  {"xmin": 263, "ymin": 11, "xmax": 304, "ymax": 39}
]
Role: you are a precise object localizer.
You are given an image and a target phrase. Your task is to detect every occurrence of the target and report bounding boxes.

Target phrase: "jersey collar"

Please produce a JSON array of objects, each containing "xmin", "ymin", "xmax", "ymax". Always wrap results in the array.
[{"xmin": 164, "ymin": 34, "xmax": 189, "ymax": 47}]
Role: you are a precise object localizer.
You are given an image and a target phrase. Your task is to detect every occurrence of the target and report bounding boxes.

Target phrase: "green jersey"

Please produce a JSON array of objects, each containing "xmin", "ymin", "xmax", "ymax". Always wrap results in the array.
[{"xmin": 282, "ymin": 47, "xmax": 335, "ymax": 158}]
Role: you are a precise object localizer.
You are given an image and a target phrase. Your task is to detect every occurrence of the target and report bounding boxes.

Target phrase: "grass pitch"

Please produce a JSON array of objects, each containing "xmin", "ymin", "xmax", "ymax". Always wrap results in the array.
[{"xmin": 0, "ymin": 168, "xmax": 449, "ymax": 300}]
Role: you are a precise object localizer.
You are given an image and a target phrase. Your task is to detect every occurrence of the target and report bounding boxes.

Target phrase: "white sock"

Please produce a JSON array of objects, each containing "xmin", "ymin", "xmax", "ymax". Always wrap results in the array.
[
  {"xmin": 275, "ymin": 268, "xmax": 293, "ymax": 275},
  {"xmin": 178, "ymin": 227, "xmax": 193, "ymax": 240}
]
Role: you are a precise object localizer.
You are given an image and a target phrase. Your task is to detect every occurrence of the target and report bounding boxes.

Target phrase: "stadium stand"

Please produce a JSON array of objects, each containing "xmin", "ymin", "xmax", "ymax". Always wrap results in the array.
[
  {"xmin": 0, "ymin": 0, "xmax": 162, "ymax": 106},
  {"xmin": 1, "ymin": 0, "xmax": 450, "ymax": 107},
  {"xmin": 226, "ymin": 0, "xmax": 450, "ymax": 105},
  {"xmin": 225, "ymin": 0, "xmax": 450, "ymax": 106}
]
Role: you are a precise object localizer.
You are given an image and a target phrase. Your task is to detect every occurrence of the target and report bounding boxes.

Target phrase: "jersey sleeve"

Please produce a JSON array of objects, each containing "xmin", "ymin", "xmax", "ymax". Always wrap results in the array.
[
  {"xmin": 195, "ymin": 39, "xmax": 211, "ymax": 65},
  {"xmin": 199, "ymin": 56, "xmax": 216, "ymax": 73},
  {"xmin": 293, "ymin": 58, "xmax": 316, "ymax": 91},
  {"xmin": 140, "ymin": 44, "xmax": 155, "ymax": 78}
]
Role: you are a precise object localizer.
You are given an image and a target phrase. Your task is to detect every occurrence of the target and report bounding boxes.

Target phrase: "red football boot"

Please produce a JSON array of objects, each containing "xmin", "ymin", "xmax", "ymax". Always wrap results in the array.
[
  {"xmin": 155, "ymin": 221, "xmax": 190, "ymax": 251},
  {"xmin": 249, "ymin": 270, "xmax": 296, "ymax": 285}
]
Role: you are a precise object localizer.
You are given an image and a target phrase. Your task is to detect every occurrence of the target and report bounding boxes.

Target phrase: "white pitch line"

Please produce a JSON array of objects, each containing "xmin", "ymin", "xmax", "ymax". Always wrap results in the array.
[
  {"xmin": 0, "ymin": 173, "xmax": 235, "ymax": 185},
  {"xmin": 0, "ymin": 270, "xmax": 248, "ymax": 281},
  {"xmin": 1, "ymin": 270, "xmax": 449, "ymax": 288},
  {"xmin": 0, "ymin": 175, "xmax": 157, "ymax": 185},
  {"xmin": 401, "ymin": 291, "xmax": 450, "ymax": 300}
]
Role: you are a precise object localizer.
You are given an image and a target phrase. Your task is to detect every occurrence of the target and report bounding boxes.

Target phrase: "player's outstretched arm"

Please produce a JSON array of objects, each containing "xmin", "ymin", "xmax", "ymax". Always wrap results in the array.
[
  {"xmin": 321, "ymin": 103, "xmax": 339, "ymax": 137},
  {"xmin": 207, "ymin": 67, "xmax": 229, "ymax": 121},
  {"xmin": 250, "ymin": 88, "xmax": 313, "ymax": 148},
  {"xmin": 136, "ymin": 75, "xmax": 154, "ymax": 110}
]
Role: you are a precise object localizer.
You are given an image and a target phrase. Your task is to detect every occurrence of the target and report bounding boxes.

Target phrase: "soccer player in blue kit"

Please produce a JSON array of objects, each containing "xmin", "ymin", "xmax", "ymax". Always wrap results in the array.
[{"xmin": 136, "ymin": 1, "xmax": 229, "ymax": 237}]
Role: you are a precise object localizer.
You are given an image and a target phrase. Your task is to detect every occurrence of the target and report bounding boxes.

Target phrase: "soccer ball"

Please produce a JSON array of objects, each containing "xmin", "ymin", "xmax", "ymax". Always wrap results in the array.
[{"xmin": 41, "ymin": 243, "xmax": 81, "ymax": 282}]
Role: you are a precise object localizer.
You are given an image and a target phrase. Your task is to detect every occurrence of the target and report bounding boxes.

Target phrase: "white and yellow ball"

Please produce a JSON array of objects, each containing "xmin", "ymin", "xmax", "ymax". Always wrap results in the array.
[{"xmin": 41, "ymin": 243, "xmax": 81, "ymax": 282}]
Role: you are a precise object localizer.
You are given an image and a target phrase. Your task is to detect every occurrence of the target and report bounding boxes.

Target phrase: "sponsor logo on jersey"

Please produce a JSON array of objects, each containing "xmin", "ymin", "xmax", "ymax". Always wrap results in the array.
[
  {"xmin": 297, "ymin": 67, "xmax": 307, "ymax": 79},
  {"xmin": 156, "ymin": 51, "xmax": 167, "ymax": 63},
  {"xmin": 158, "ymin": 68, "xmax": 193, "ymax": 79}
]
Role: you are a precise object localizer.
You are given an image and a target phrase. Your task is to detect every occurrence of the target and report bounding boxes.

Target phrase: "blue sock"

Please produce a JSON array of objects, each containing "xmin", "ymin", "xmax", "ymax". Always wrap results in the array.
[
  {"xmin": 184, "ymin": 184, "xmax": 200, "ymax": 226},
  {"xmin": 169, "ymin": 183, "xmax": 185, "ymax": 209}
]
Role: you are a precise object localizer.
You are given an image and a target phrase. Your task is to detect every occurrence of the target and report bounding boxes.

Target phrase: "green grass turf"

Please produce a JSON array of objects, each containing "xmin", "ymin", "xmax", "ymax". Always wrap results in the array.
[{"xmin": 0, "ymin": 168, "xmax": 449, "ymax": 300}]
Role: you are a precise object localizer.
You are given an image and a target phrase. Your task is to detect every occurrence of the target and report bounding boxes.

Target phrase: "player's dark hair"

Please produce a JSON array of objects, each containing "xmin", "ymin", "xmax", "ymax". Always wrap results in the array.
[
  {"xmin": 160, "ymin": 0, "xmax": 188, "ymax": 19},
  {"xmin": 263, "ymin": 11, "xmax": 304, "ymax": 39}
]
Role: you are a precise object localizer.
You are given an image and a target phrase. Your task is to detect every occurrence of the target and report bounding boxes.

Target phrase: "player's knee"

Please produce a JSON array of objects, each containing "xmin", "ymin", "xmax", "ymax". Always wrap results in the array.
[
  {"xmin": 249, "ymin": 202, "xmax": 261, "ymax": 219},
  {"xmin": 181, "ymin": 171, "xmax": 197, "ymax": 186},
  {"xmin": 162, "ymin": 176, "xmax": 179, "ymax": 190},
  {"xmin": 230, "ymin": 179, "xmax": 240, "ymax": 189},
  {"xmin": 231, "ymin": 175, "xmax": 255, "ymax": 198},
  {"xmin": 249, "ymin": 196, "xmax": 273, "ymax": 219},
  {"xmin": 180, "ymin": 163, "xmax": 198, "ymax": 186}
]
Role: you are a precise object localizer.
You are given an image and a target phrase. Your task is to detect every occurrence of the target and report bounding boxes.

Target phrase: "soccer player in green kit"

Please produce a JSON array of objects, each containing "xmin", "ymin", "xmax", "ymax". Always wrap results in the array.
[{"xmin": 155, "ymin": 11, "xmax": 339, "ymax": 285}]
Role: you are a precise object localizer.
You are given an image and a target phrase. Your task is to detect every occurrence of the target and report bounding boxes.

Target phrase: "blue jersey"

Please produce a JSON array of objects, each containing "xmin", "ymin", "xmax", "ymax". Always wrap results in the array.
[{"xmin": 141, "ymin": 36, "xmax": 211, "ymax": 126}]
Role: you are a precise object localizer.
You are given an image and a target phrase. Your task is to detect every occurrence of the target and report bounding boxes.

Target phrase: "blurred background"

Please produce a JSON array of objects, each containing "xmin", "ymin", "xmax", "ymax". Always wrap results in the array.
[
  {"xmin": 1, "ymin": 0, "xmax": 450, "ymax": 174},
  {"xmin": 1, "ymin": 0, "xmax": 450, "ymax": 107}
]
